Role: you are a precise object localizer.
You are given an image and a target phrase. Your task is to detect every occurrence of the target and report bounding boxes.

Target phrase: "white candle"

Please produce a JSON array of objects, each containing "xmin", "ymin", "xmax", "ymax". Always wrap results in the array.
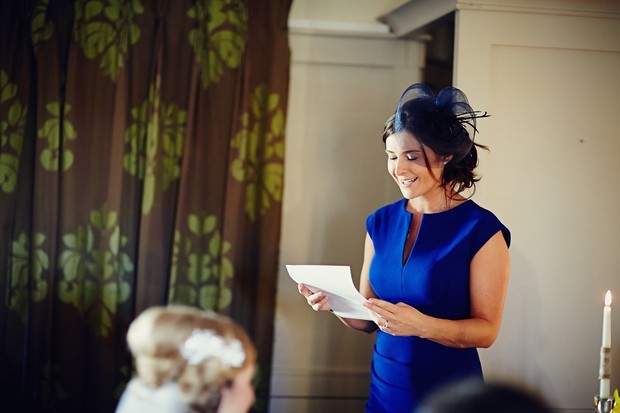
[{"xmin": 599, "ymin": 290, "xmax": 612, "ymax": 398}]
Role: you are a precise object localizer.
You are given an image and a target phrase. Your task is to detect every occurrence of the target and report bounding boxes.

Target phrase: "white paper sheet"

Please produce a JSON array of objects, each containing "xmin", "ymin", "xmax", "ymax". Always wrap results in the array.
[{"xmin": 286, "ymin": 265, "xmax": 372, "ymax": 320}]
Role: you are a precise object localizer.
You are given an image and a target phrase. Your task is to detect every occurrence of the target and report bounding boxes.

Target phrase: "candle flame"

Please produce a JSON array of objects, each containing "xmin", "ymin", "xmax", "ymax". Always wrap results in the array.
[{"xmin": 605, "ymin": 290, "xmax": 612, "ymax": 306}]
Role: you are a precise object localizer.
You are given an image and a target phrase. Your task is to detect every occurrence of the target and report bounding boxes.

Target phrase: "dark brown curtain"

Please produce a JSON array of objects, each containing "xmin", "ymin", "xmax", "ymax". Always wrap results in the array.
[{"xmin": 0, "ymin": 0, "xmax": 292, "ymax": 412}]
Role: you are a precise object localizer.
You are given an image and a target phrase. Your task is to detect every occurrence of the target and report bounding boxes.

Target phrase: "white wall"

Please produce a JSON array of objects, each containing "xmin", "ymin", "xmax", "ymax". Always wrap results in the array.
[
  {"xmin": 453, "ymin": 4, "xmax": 620, "ymax": 411},
  {"xmin": 272, "ymin": 1, "xmax": 620, "ymax": 412},
  {"xmin": 270, "ymin": 15, "xmax": 424, "ymax": 413}
]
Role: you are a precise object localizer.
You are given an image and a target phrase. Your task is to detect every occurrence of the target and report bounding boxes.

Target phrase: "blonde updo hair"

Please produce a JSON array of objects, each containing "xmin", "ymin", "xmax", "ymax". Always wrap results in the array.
[{"xmin": 126, "ymin": 305, "xmax": 257, "ymax": 412}]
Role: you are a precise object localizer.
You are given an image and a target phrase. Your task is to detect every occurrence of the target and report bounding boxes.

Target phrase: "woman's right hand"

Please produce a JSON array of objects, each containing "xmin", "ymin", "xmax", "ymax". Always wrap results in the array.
[
  {"xmin": 299, "ymin": 282, "xmax": 378, "ymax": 333},
  {"xmin": 298, "ymin": 283, "xmax": 332, "ymax": 312}
]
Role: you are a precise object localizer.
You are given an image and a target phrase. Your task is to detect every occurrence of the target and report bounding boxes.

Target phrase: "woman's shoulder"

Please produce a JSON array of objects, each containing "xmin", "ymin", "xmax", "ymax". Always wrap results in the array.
[
  {"xmin": 444, "ymin": 199, "xmax": 498, "ymax": 220},
  {"xmin": 459, "ymin": 201, "xmax": 511, "ymax": 247},
  {"xmin": 116, "ymin": 380, "xmax": 188, "ymax": 413},
  {"xmin": 365, "ymin": 199, "xmax": 408, "ymax": 235},
  {"xmin": 369, "ymin": 198, "xmax": 407, "ymax": 218}
]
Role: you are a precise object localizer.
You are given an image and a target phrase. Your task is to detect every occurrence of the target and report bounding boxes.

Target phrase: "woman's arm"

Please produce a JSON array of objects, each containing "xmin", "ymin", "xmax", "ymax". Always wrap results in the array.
[
  {"xmin": 363, "ymin": 230, "xmax": 510, "ymax": 348},
  {"xmin": 298, "ymin": 233, "xmax": 379, "ymax": 333}
]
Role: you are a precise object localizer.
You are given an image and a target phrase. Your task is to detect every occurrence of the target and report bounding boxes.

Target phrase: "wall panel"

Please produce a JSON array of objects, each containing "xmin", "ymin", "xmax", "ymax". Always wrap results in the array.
[{"xmin": 270, "ymin": 30, "xmax": 424, "ymax": 412}]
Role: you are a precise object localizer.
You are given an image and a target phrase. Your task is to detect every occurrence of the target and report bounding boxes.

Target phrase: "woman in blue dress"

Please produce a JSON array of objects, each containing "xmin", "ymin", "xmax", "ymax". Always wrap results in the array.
[{"xmin": 299, "ymin": 83, "xmax": 511, "ymax": 413}]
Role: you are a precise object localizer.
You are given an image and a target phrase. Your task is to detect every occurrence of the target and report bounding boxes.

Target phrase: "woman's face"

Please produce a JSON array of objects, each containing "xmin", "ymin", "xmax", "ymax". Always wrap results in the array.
[
  {"xmin": 218, "ymin": 364, "xmax": 256, "ymax": 413},
  {"xmin": 385, "ymin": 131, "xmax": 446, "ymax": 201}
]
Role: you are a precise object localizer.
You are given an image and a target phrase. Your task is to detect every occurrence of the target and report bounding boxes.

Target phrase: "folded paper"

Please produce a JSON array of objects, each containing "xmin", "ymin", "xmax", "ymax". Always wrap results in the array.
[{"xmin": 286, "ymin": 265, "xmax": 372, "ymax": 320}]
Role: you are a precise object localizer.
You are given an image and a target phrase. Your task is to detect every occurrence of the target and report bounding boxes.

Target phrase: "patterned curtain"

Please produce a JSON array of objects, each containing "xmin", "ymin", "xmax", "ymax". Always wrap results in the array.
[{"xmin": 0, "ymin": 0, "xmax": 292, "ymax": 412}]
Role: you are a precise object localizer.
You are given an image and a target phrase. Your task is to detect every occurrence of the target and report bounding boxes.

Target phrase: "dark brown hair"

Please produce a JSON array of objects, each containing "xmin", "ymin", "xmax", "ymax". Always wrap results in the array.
[{"xmin": 382, "ymin": 104, "xmax": 488, "ymax": 197}]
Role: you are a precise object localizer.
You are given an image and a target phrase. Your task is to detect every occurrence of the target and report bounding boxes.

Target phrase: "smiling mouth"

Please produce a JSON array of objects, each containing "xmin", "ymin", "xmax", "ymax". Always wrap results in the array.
[{"xmin": 400, "ymin": 177, "xmax": 418, "ymax": 185}]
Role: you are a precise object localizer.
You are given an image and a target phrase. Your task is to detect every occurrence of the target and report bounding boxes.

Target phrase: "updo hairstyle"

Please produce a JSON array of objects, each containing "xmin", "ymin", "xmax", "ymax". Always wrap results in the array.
[
  {"xmin": 383, "ymin": 83, "xmax": 490, "ymax": 196},
  {"xmin": 126, "ymin": 305, "xmax": 256, "ymax": 412}
]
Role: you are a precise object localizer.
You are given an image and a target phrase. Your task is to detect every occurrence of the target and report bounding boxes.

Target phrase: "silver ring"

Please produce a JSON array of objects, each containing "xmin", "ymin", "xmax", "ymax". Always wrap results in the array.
[{"xmin": 382, "ymin": 319, "xmax": 389, "ymax": 329}]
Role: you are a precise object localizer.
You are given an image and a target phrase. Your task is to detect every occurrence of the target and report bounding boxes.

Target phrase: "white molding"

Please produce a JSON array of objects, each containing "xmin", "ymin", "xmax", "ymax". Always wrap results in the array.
[
  {"xmin": 289, "ymin": 31, "xmax": 426, "ymax": 69},
  {"xmin": 377, "ymin": 0, "xmax": 458, "ymax": 37},
  {"xmin": 288, "ymin": 18, "xmax": 392, "ymax": 38},
  {"xmin": 270, "ymin": 367, "xmax": 370, "ymax": 397},
  {"xmin": 457, "ymin": 0, "xmax": 620, "ymax": 18},
  {"xmin": 378, "ymin": 0, "xmax": 620, "ymax": 38}
]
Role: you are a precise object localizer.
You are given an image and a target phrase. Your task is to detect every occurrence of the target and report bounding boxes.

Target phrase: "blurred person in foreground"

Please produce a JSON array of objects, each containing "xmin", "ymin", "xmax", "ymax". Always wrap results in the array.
[
  {"xmin": 417, "ymin": 379, "xmax": 553, "ymax": 413},
  {"xmin": 116, "ymin": 305, "xmax": 256, "ymax": 413}
]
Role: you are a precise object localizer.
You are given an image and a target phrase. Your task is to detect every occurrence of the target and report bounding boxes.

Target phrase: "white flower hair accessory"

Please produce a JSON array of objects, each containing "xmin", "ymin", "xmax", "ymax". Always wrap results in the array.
[{"xmin": 180, "ymin": 329, "xmax": 246, "ymax": 367}]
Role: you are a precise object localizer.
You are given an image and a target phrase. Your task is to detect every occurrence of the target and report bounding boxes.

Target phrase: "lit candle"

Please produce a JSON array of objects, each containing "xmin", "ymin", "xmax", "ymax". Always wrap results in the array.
[{"xmin": 599, "ymin": 290, "xmax": 612, "ymax": 398}]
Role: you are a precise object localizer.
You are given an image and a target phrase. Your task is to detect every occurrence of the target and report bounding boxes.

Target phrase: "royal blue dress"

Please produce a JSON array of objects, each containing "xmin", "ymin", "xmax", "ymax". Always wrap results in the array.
[{"xmin": 365, "ymin": 199, "xmax": 510, "ymax": 413}]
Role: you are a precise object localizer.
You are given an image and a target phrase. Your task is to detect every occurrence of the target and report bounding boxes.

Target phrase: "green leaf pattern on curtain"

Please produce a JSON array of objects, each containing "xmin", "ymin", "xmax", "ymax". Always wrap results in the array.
[
  {"xmin": 187, "ymin": 0, "xmax": 247, "ymax": 89},
  {"xmin": 231, "ymin": 84, "xmax": 285, "ymax": 221},
  {"xmin": 41, "ymin": 361, "xmax": 69, "ymax": 403},
  {"xmin": 1, "ymin": 70, "xmax": 27, "ymax": 193},
  {"xmin": 31, "ymin": 0, "xmax": 54, "ymax": 48},
  {"xmin": 1, "ymin": 1, "xmax": 292, "ymax": 409},
  {"xmin": 57, "ymin": 206, "xmax": 133, "ymax": 337},
  {"xmin": 74, "ymin": 0, "xmax": 145, "ymax": 81},
  {"xmin": 169, "ymin": 213, "xmax": 234, "ymax": 310},
  {"xmin": 7, "ymin": 233, "xmax": 49, "ymax": 322},
  {"xmin": 123, "ymin": 75, "xmax": 186, "ymax": 215},
  {"xmin": 37, "ymin": 102, "xmax": 77, "ymax": 171}
]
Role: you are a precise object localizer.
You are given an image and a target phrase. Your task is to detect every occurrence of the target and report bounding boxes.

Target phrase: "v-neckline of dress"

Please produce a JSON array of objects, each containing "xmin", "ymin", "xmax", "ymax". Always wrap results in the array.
[{"xmin": 400, "ymin": 199, "xmax": 472, "ymax": 267}]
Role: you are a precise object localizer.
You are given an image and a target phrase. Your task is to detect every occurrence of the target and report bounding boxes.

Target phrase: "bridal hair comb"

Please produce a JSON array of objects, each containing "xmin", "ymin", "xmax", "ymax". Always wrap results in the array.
[{"xmin": 180, "ymin": 329, "xmax": 246, "ymax": 367}]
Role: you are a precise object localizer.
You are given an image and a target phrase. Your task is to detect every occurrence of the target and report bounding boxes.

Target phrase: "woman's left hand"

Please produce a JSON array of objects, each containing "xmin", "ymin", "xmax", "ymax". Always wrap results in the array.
[{"xmin": 363, "ymin": 298, "xmax": 426, "ymax": 337}]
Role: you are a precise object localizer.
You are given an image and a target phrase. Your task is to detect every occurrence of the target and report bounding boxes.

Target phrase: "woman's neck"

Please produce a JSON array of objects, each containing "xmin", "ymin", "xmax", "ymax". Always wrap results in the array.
[{"xmin": 408, "ymin": 188, "xmax": 464, "ymax": 214}]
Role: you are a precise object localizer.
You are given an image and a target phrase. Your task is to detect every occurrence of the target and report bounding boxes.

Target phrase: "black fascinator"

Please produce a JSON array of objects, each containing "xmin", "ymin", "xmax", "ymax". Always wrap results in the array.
[{"xmin": 393, "ymin": 83, "xmax": 489, "ymax": 163}]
